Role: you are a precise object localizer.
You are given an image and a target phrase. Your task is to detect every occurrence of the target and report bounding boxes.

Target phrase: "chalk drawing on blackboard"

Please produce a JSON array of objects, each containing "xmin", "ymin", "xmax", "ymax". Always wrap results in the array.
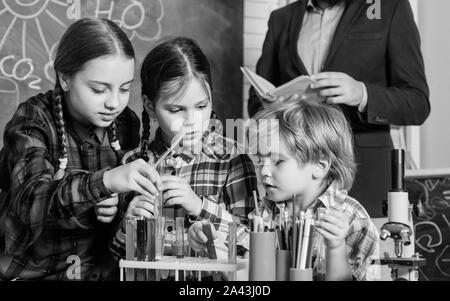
[
  {"xmin": 0, "ymin": 76, "xmax": 19, "ymax": 131},
  {"xmin": 443, "ymin": 213, "xmax": 450, "ymax": 230},
  {"xmin": 424, "ymin": 179, "xmax": 440, "ymax": 192},
  {"xmin": 0, "ymin": 76, "xmax": 19, "ymax": 104},
  {"xmin": 414, "ymin": 221, "xmax": 442, "ymax": 253},
  {"xmin": 0, "ymin": 0, "xmax": 164, "ymax": 97},
  {"xmin": 0, "ymin": 0, "xmax": 69, "ymax": 91},
  {"xmin": 419, "ymin": 269, "xmax": 430, "ymax": 281},
  {"xmin": 1, "ymin": 0, "xmax": 52, "ymax": 19},
  {"xmin": 444, "ymin": 178, "xmax": 450, "ymax": 187},
  {"xmin": 430, "ymin": 196, "xmax": 450, "ymax": 212},
  {"xmin": 407, "ymin": 173, "xmax": 450, "ymax": 280},
  {"xmin": 91, "ymin": 0, "xmax": 164, "ymax": 42},
  {"xmin": 443, "ymin": 190, "xmax": 450, "ymax": 201},
  {"xmin": 43, "ymin": 43, "xmax": 57, "ymax": 83},
  {"xmin": 435, "ymin": 245, "xmax": 450, "ymax": 277}
]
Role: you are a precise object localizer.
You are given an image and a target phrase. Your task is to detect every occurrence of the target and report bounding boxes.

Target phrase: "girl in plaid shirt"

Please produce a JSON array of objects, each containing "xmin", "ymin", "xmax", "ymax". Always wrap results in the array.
[
  {"xmin": 189, "ymin": 99, "xmax": 381, "ymax": 281},
  {"xmin": 0, "ymin": 18, "xmax": 162, "ymax": 280},
  {"xmin": 111, "ymin": 37, "xmax": 258, "ymax": 266}
]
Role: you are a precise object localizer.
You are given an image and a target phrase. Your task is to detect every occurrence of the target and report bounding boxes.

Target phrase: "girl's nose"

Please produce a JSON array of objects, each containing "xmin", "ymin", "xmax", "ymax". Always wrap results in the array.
[
  {"xmin": 183, "ymin": 110, "xmax": 199, "ymax": 127},
  {"xmin": 105, "ymin": 92, "xmax": 120, "ymax": 110}
]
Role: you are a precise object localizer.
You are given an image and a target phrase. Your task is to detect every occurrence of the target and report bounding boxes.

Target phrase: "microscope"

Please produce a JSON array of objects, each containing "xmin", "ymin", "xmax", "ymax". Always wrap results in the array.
[{"xmin": 376, "ymin": 149, "xmax": 426, "ymax": 281}]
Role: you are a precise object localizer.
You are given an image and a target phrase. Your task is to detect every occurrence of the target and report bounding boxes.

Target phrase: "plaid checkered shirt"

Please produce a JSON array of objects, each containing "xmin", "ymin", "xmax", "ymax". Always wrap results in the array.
[
  {"xmin": 0, "ymin": 90, "xmax": 140, "ymax": 280},
  {"xmin": 248, "ymin": 182, "xmax": 381, "ymax": 281},
  {"xmin": 110, "ymin": 119, "xmax": 258, "ymax": 260}
]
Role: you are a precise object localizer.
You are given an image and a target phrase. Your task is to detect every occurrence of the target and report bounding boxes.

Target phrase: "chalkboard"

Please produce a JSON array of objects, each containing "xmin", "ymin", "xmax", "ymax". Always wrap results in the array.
[
  {"xmin": 406, "ymin": 169, "xmax": 450, "ymax": 281},
  {"xmin": 0, "ymin": 0, "xmax": 243, "ymax": 147}
]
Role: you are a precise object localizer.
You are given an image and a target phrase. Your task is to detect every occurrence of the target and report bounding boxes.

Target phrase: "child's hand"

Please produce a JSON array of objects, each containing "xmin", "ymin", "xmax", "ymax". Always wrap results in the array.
[
  {"xmin": 125, "ymin": 194, "xmax": 155, "ymax": 219},
  {"xmin": 95, "ymin": 194, "xmax": 118, "ymax": 223},
  {"xmin": 160, "ymin": 175, "xmax": 202, "ymax": 217},
  {"xmin": 103, "ymin": 159, "xmax": 162, "ymax": 199},
  {"xmin": 188, "ymin": 221, "xmax": 218, "ymax": 251},
  {"xmin": 315, "ymin": 208, "xmax": 349, "ymax": 251}
]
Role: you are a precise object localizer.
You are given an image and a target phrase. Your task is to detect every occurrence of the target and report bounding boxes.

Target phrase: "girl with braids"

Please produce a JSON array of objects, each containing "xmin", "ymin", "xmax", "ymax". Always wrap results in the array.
[
  {"xmin": 0, "ymin": 18, "xmax": 162, "ymax": 280},
  {"xmin": 110, "ymin": 37, "xmax": 258, "ymax": 275}
]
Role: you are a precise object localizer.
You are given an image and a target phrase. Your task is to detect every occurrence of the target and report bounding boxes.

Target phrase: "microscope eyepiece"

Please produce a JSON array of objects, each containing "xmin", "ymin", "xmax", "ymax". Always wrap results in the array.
[{"xmin": 391, "ymin": 149, "xmax": 405, "ymax": 192}]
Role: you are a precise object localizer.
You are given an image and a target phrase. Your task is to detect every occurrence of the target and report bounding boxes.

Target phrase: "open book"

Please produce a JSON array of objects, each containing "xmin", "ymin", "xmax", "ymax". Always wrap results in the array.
[{"xmin": 241, "ymin": 67, "xmax": 324, "ymax": 102}]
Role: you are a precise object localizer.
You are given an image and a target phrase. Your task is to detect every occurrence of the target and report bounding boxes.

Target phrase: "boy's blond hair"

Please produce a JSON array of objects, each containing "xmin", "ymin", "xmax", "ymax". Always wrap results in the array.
[{"xmin": 253, "ymin": 99, "xmax": 356, "ymax": 191}]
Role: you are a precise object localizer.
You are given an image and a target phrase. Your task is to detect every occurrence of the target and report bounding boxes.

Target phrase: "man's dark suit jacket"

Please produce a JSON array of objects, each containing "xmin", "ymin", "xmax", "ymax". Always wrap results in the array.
[{"xmin": 248, "ymin": 0, "xmax": 430, "ymax": 217}]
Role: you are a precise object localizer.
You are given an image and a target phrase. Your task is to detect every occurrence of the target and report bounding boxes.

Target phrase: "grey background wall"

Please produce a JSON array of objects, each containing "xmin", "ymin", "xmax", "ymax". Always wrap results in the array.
[{"xmin": 419, "ymin": 0, "xmax": 450, "ymax": 169}]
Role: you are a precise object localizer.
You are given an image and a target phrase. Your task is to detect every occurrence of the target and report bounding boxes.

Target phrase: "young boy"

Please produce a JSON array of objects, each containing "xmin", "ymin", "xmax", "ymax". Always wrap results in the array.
[{"xmin": 188, "ymin": 99, "xmax": 380, "ymax": 281}]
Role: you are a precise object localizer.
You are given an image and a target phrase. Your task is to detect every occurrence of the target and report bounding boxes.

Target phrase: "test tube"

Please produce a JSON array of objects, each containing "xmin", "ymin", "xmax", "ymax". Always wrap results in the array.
[
  {"xmin": 228, "ymin": 222, "xmax": 237, "ymax": 281},
  {"xmin": 136, "ymin": 217, "xmax": 147, "ymax": 281},
  {"xmin": 175, "ymin": 217, "xmax": 185, "ymax": 258},
  {"xmin": 293, "ymin": 220, "xmax": 298, "ymax": 266},
  {"xmin": 146, "ymin": 218, "xmax": 156, "ymax": 281},
  {"xmin": 315, "ymin": 207, "xmax": 327, "ymax": 280},
  {"xmin": 228, "ymin": 222, "xmax": 237, "ymax": 262},
  {"xmin": 202, "ymin": 223, "xmax": 217, "ymax": 259},
  {"xmin": 155, "ymin": 194, "xmax": 164, "ymax": 218},
  {"xmin": 136, "ymin": 217, "xmax": 147, "ymax": 260},
  {"xmin": 155, "ymin": 216, "xmax": 165, "ymax": 260},
  {"xmin": 299, "ymin": 209, "xmax": 313, "ymax": 270},
  {"xmin": 295, "ymin": 211, "xmax": 305, "ymax": 269},
  {"xmin": 125, "ymin": 217, "xmax": 136, "ymax": 281},
  {"xmin": 146, "ymin": 218, "xmax": 156, "ymax": 262}
]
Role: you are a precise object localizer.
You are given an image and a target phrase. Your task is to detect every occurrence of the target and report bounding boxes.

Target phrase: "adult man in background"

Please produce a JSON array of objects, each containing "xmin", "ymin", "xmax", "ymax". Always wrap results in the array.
[{"xmin": 247, "ymin": 0, "xmax": 430, "ymax": 216}]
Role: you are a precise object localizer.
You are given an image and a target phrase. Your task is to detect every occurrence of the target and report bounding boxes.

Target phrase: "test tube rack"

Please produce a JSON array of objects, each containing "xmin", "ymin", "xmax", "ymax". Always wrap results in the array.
[{"xmin": 119, "ymin": 256, "xmax": 248, "ymax": 281}]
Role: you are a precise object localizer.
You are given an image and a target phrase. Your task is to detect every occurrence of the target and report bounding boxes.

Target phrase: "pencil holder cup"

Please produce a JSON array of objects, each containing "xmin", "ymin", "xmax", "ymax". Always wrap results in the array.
[
  {"xmin": 276, "ymin": 249, "xmax": 291, "ymax": 281},
  {"xmin": 289, "ymin": 268, "xmax": 313, "ymax": 281},
  {"xmin": 249, "ymin": 232, "xmax": 276, "ymax": 281}
]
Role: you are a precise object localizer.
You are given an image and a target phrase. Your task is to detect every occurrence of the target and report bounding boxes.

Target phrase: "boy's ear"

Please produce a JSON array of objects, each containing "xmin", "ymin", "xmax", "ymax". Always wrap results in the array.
[
  {"xmin": 58, "ymin": 72, "xmax": 70, "ymax": 92},
  {"xmin": 143, "ymin": 95, "xmax": 156, "ymax": 119},
  {"xmin": 312, "ymin": 158, "xmax": 330, "ymax": 180}
]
